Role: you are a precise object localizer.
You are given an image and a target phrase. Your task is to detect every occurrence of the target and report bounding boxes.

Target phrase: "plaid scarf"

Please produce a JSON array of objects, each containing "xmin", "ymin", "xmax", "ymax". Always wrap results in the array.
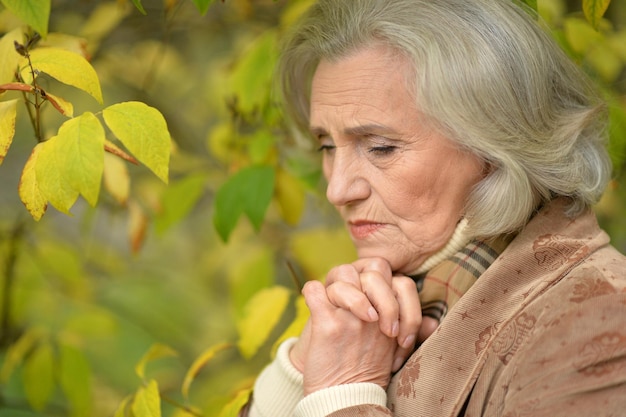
[{"xmin": 412, "ymin": 234, "xmax": 515, "ymax": 323}]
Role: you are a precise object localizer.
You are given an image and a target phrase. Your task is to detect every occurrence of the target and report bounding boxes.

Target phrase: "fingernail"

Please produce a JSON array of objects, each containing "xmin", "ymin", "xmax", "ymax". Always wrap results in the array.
[
  {"xmin": 392, "ymin": 356, "xmax": 404, "ymax": 372},
  {"xmin": 368, "ymin": 307, "xmax": 379, "ymax": 321},
  {"xmin": 391, "ymin": 320, "xmax": 399, "ymax": 337},
  {"xmin": 402, "ymin": 334, "xmax": 416, "ymax": 349}
]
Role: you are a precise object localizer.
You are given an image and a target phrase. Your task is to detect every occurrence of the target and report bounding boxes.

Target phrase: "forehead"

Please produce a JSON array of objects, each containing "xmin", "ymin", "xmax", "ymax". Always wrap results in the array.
[{"xmin": 310, "ymin": 45, "xmax": 417, "ymax": 122}]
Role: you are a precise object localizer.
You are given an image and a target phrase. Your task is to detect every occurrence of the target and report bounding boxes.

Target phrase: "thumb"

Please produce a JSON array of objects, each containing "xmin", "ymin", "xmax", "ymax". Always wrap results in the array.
[{"xmin": 302, "ymin": 280, "xmax": 335, "ymax": 322}]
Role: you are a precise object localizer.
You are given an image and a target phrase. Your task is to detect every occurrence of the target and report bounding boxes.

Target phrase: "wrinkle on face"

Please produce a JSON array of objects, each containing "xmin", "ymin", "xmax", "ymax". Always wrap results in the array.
[{"xmin": 310, "ymin": 44, "xmax": 485, "ymax": 273}]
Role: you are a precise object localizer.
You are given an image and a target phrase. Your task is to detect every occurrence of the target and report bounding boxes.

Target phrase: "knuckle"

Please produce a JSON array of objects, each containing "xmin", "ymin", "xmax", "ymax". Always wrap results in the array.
[{"xmin": 327, "ymin": 264, "xmax": 358, "ymax": 285}]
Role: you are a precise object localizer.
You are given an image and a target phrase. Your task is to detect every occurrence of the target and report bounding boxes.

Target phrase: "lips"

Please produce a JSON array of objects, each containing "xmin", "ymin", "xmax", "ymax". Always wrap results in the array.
[{"xmin": 348, "ymin": 221, "xmax": 385, "ymax": 239}]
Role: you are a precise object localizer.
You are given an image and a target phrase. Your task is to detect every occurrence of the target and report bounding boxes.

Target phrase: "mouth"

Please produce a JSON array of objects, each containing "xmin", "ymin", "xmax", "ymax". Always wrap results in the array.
[{"xmin": 348, "ymin": 221, "xmax": 385, "ymax": 239}]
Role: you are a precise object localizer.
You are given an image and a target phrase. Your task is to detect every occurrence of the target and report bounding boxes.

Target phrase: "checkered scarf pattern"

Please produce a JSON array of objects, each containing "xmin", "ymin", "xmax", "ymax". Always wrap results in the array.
[{"xmin": 412, "ymin": 234, "xmax": 515, "ymax": 322}]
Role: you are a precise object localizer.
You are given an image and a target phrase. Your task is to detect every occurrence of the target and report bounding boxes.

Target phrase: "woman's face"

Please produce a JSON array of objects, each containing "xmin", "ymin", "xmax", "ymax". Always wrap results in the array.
[{"xmin": 309, "ymin": 45, "xmax": 486, "ymax": 274}]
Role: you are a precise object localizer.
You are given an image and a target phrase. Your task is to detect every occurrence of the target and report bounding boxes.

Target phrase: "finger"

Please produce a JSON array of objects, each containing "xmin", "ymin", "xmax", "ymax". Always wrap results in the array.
[
  {"xmin": 417, "ymin": 316, "xmax": 440, "ymax": 343},
  {"xmin": 392, "ymin": 276, "xmax": 421, "ymax": 349},
  {"xmin": 302, "ymin": 280, "xmax": 336, "ymax": 323},
  {"xmin": 326, "ymin": 280, "xmax": 379, "ymax": 322},
  {"xmin": 359, "ymin": 270, "xmax": 400, "ymax": 337},
  {"xmin": 352, "ymin": 257, "xmax": 393, "ymax": 283},
  {"xmin": 325, "ymin": 264, "xmax": 361, "ymax": 288},
  {"xmin": 392, "ymin": 344, "xmax": 413, "ymax": 373}
]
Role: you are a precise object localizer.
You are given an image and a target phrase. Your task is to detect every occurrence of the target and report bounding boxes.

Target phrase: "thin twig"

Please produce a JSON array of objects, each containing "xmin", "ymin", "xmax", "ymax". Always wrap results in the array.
[{"xmin": 285, "ymin": 260, "xmax": 303, "ymax": 292}]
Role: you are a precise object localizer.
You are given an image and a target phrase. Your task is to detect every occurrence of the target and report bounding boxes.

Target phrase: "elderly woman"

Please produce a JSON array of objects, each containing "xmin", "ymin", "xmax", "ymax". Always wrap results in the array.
[{"xmin": 242, "ymin": 0, "xmax": 626, "ymax": 416}]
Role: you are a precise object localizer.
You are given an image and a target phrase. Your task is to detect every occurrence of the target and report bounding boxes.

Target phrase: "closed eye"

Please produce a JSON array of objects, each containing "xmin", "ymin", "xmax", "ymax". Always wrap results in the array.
[
  {"xmin": 368, "ymin": 145, "xmax": 397, "ymax": 155},
  {"xmin": 317, "ymin": 144, "xmax": 336, "ymax": 153}
]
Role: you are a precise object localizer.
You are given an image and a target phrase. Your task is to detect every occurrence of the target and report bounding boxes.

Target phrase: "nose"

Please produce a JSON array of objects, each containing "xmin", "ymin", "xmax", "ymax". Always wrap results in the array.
[{"xmin": 325, "ymin": 150, "xmax": 370, "ymax": 207}]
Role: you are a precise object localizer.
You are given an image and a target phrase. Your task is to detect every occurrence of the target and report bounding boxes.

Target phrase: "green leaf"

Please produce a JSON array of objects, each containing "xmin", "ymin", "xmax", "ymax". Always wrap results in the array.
[
  {"xmin": 0, "ymin": 99, "xmax": 17, "ymax": 165},
  {"xmin": 103, "ymin": 102, "xmax": 171, "ymax": 183},
  {"xmin": 228, "ymin": 30, "xmax": 278, "ymax": 116},
  {"xmin": 134, "ymin": 343, "xmax": 177, "ymax": 380},
  {"xmin": 22, "ymin": 342, "xmax": 54, "ymax": 411},
  {"xmin": 608, "ymin": 97, "xmax": 626, "ymax": 169},
  {"xmin": 182, "ymin": 342, "xmax": 231, "ymax": 400},
  {"xmin": 191, "ymin": 0, "xmax": 215, "ymax": 15},
  {"xmin": 218, "ymin": 388, "xmax": 253, "ymax": 417},
  {"xmin": 236, "ymin": 286, "xmax": 291, "ymax": 359},
  {"xmin": 58, "ymin": 343, "xmax": 92, "ymax": 417},
  {"xmin": 583, "ymin": 0, "xmax": 611, "ymax": 29},
  {"xmin": 155, "ymin": 173, "xmax": 207, "ymax": 234},
  {"xmin": 0, "ymin": 0, "xmax": 50, "ymax": 36},
  {"xmin": 131, "ymin": 0, "xmax": 147, "ymax": 15},
  {"xmin": 22, "ymin": 47, "xmax": 103, "ymax": 103},
  {"xmin": 520, "ymin": 0, "xmax": 537, "ymax": 13},
  {"xmin": 213, "ymin": 165, "xmax": 275, "ymax": 242},
  {"xmin": 132, "ymin": 380, "xmax": 161, "ymax": 417}
]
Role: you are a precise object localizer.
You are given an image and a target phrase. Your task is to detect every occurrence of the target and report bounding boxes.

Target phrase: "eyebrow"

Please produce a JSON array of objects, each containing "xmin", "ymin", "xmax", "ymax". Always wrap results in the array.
[{"xmin": 309, "ymin": 123, "xmax": 399, "ymax": 138}]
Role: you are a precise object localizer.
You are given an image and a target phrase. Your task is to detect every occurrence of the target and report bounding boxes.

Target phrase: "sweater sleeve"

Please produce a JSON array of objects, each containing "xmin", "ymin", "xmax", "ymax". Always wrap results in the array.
[
  {"xmin": 248, "ymin": 338, "xmax": 389, "ymax": 417},
  {"xmin": 249, "ymin": 338, "xmax": 303, "ymax": 417},
  {"xmin": 295, "ymin": 383, "xmax": 387, "ymax": 417}
]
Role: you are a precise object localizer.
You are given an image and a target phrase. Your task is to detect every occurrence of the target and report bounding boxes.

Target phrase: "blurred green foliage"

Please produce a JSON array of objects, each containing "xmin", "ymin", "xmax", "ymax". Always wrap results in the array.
[{"xmin": 0, "ymin": 0, "xmax": 625, "ymax": 416}]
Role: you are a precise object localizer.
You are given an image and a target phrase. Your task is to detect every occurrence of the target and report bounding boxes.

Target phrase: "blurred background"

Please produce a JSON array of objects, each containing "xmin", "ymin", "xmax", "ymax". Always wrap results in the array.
[{"xmin": 0, "ymin": 0, "xmax": 625, "ymax": 416}]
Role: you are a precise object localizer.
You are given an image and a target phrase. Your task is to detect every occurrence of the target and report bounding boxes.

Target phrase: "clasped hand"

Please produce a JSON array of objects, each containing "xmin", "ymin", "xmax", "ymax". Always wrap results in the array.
[{"xmin": 289, "ymin": 258, "xmax": 438, "ymax": 395}]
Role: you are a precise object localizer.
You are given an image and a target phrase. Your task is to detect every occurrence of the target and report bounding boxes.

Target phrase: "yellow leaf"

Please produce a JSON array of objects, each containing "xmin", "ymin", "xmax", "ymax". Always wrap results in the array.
[
  {"xmin": 207, "ymin": 122, "xmax": 237, "ymax": 164},
  {"xmin": 563, "ymin": 17, "xmax": 603, "ymax": 55},
  {"xmin": 608, "ymin": 30, "xmax": 626, "ymax": 61},
  {"xmin": 218, "ymin": 388, "xmax": 253, "ymax": 417},
  {"xmin": 44, "ymin": 91, "xmax": 74, "ymax": 117},
  {"xmin": 272, "ymin": 295, "xmax": 309, "ymax": 355},
  {"xmin": 104, "ymin": 152, "xmax": 130, "ymax": 205},
  {"xmin": 0, "ymin": 28, "xmax": 25, "ymax": 85},
  {"xmin": 587, "ymin": 42, "xmax": 623, "ymax": 82},
  {"xmin": 34, "ymin": 139, "xmax": 79, "ymax": 214},
  {"xmin": 181, "ymin": 342, "xmax": 231, "ymax": 400},
  {"xmin": 583, "ymin": 0, "xmax": 611, "ymax": 30},
  {"xmin": 290, "ymin": 227, "xmax": 356, "ymax": 281},
  {"xmin": 21, "ymin": 47, "xmax": 103, "ymax": 103},
  {"xmin": 128, "ymin": 200, "xmax": 149, "ymax": 254},
  {"xmin": 228, "ymin": 246, "xmax": 274, "ymax": 317},
  {"xmin": 275, "ymin": 168, "xmax": 305, "ymax": 225},
  {"xmin": 113, "ymin": 395, "xmax": 133, "ymax": 417},
  {"xmin": 18, "ymin": 145, "xmax": 48, "ymax": 221},
  {"xmin": 134, "ymin": 343, "xmax": 177, "ymax": 380},
  {"xmin": 0, "ymin": 99, "xmax": 17, "ymax": 164},
  {"xmin": 103, "ymin": 101, "xmax": 171, "ymax": 183},
  {"xmin": 48, "ymin": 112, "xmax": 105, "ymax": 206},
  {"xmin": 39, "ymin": 33, "xmax": 89, "ymax": 59},
  {"xmin": 0, "ymin": 327, "xmax": 45, "ymax": 383},
  {"xmin": 236, "ymin": 286, "xmax": 291, "ymax": 359},
  {"xmin": 132, "ymin": 379, "xmax": 161, "ymax": 417},
  {"xmin": 80, "ymin": 2, "xmax": 131, "ymax": 55}
]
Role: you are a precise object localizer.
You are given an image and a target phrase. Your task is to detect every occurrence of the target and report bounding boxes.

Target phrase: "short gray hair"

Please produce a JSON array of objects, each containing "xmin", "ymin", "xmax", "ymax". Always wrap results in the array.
[{"xmin": 277, "ymin": 0, "xmax": 612, "ymax": 237}]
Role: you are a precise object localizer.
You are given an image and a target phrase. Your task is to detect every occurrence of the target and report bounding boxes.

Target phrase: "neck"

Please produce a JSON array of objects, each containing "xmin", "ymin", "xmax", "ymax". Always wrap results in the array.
[{"xmin": 411, "ymin": 218, "xmax": 472, "ymax": 275}]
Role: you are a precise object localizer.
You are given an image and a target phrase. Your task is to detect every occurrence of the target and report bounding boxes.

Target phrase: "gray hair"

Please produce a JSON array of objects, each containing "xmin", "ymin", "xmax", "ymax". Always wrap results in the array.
[{"xmin": 276, "ymin": 0, "xmax": 612, "ymax": 237}]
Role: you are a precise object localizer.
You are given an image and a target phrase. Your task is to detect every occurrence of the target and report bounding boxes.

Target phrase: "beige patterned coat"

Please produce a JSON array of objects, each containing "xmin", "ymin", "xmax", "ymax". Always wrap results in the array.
[{"xmin": 330, "ymin": 199, "xmax": 626, "ymax": 417}]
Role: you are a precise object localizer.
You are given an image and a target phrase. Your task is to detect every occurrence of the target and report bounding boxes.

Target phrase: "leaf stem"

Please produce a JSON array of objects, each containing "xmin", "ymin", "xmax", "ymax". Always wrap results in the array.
[{"xmin": 160, "ymin": 394, "xmax": 205, "ymax": 417}]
